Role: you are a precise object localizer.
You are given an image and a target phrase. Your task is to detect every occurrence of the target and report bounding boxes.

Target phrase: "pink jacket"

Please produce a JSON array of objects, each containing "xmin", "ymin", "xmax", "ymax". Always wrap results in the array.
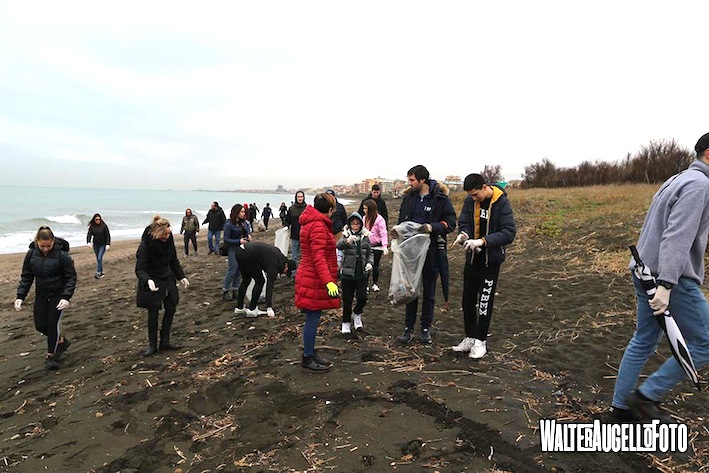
[{"xmin": 366, "ymin": 214, "xmax": 388, "ymax": 248}]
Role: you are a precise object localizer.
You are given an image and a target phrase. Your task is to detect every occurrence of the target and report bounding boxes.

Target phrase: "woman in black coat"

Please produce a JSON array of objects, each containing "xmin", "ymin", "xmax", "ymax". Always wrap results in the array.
[
  {"xmin": 136, "ymin": 216, "xmax": 190, "ymax": 356},
  {"xmin": 86, "ymin": 213, "xmax": 111, "ymax": 279},
  {"xmin": 15, "ymin": 226, "xmax": 77, "ymax": 370}
]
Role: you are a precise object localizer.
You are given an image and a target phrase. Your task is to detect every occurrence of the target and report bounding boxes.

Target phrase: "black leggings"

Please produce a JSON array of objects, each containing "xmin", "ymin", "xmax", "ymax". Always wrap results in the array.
[
  {"xmin": 34, "ymin": 294, "xmax": 63, "ymax": 354},
  {"xmin": 341, "ymin": 278, "xmax": 368, "ymax": 322},
  {"xmin": 462, "ymin": 263, "xmax": 500, "ymax": 341},
  {"xmin": 183, "ymin": 231, "xmax": 198, "ymax": 255},
  {"xmin": 371, "ymin": 250, "xmax": 384, "ymax": 284},
  {"xmin": 147, "ymin": 296, "xmax": 177, "ymax": 345}
]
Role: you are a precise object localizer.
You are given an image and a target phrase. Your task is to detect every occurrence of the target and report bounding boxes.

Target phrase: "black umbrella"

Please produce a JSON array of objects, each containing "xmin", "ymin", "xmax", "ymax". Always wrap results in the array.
[{"xmin": 629, "ymin": 245, "xmax": 700, "ymax": 390}]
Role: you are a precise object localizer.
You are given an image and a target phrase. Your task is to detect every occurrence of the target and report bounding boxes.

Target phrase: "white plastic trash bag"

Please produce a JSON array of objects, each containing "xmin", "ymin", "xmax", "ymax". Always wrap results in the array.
[
  {"xmin": 388, "ymin": 222, "xmax": 431, "ymax": 305},
  {"xmin": 274, "ymin": 227, "xmax": 290, "ymax": 257}
]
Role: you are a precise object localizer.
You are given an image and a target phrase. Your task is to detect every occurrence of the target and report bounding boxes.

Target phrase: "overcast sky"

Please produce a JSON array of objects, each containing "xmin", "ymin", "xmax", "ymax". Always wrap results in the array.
[{"xmin": 1, "ymin": 1, "xmax": 707, "ymax": 190}]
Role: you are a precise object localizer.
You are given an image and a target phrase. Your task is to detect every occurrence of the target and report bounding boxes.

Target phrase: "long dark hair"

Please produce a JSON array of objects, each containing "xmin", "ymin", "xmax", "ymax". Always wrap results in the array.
[
  {"xmin": 88, "ymin": 213, "xmax": 105, "ymax": 228},
  {"xmin": 363, "ymin": 199, "xmax": 378, "ymax": 230},
  {"xmin": 230, "ymin": 204, "xmax": 244, "ymax": 224}
]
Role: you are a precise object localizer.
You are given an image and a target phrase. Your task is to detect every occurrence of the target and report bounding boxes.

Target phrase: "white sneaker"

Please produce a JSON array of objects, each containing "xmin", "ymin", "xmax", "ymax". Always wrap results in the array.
[
  {"xmin": 451, "ymin": 337, "xmax": 476, "ymax": 352},
  {"xmin": 266, "ymin": 307, "xmax": 276, "ymax": 318},
  {"xmin": 353, "ymin": 313, "xmax": 363, "ymax": 330},
  {"xmin": 371, "ymin": 284, "xmax": 380, "ymax": 292},
  {"xmin": 245, "ymin": 308, "xmax": 260, "ymax": 318},
  {"xmin": 469, "ymin": 339, "xmax": 487, "ymax": 359},
  {"xmin": 234, "ymin": 307, "xmax": 247, "ymax": 315},
  {"xmin": 341, "ymin": 322, "xmax": 352, "ymax": 334}
]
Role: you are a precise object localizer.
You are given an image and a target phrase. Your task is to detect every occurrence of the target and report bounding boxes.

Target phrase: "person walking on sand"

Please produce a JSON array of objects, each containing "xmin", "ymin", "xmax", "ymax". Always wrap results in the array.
[
  {"xmin": 279, "ymin": 202, "xmax": 288, "ymax": 226},
  {"xmin": 222, "ymin": 204, "xmax": 251, "ymax": 301},
  {"xmin": 397, "ymin": 165, "xmax": 456, "ymax": 345},
  {"xmin": 261, "ymin": 203, "xmax": 273, "ymax": 230},
  {"xmin": 86, "ymin": 213, "xmax": 111, "ymax": 279},
  {"xmin": 234, "ymin": 241, "xmax": 296, "ymax": 318},
  {"xmin": 15, "ymin": 226, "xmax": 77, "ymax": 370},
  {"xmin": 136, "ymin": 216, "xmax": 190, "ymax": 356},
  {"xmin": 610, "ymin": 132, "xmax": 709, "ymax": 422},
  {"xmin": 295, "ymin": 193, "xmax": 340, "ymax": 372},
  {"xmin": 180, "ymin": 208, "xmax": 200, "ymax": 256},
  {"xmin": 286, "ymin": 191, "xmax": 307, "ymax": 264},
  {"xmin": 451, "ymin": 173, "xmax": 516, "ymax": 359},
  {"xmin": 362, "ymin": 199, "xmax": 388, "ymax": 292},
  {"xmin": 358, "ymin": 184, "xmax": 389, "ymax": 227},
  {"xmin": 337, "ymin": 212, "xmax": 374, "ymax": 336},
  {"xmin": 202, "ymin": 201, "xmax": 226, "ymax": 255}
]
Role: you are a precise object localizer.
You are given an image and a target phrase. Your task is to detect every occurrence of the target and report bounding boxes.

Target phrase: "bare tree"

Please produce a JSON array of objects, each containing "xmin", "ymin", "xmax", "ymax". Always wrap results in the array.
[{"xmin": 481, "ymin": 164, "xmax": 503, "ymax": 184}]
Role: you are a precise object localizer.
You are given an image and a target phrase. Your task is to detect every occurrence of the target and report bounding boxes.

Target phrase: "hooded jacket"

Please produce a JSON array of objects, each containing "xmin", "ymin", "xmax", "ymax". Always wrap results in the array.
[
  {"xmin": 458, "ymin": 184, "xmax": 516, "ymax": 266},
  {"xmin": 337, "ymin": 212, "xmax": 374, "ymax": 280},
  {"xmin": 135, "ymin": 234, "xmax": 186, "ymax": 310},
  {"xmin": 295, "ymin": 205, "xmax": 340, "ymax": 311},
  {"xmin": 286, "ymin": 193, "xmax": 308, "ymax": 240},
  {"xmin": 202, "ymin": 206, "xmax": 227, "ymax": 231},
  {"xmin": 398, "ymin": 179, "xmax": 456, "ymax": 259},
  {"xmin": 17, "ymin": 238, "xmax": 77, "ymax": 301}
]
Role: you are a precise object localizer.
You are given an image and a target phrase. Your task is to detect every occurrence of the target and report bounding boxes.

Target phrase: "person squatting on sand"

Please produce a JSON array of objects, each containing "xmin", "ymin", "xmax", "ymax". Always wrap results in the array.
[
  {"xmin": 202, "ymin": 201, "xmax": 227, "ymax": 255},
  {"xmin": 286, "ymin": 191, "xmax": 307, "ymax": 265},
  {"xmin": 15, "ymin": 226, "xmax": 77, "ymax": 370},
  {"xmin": 180, "ymin": 208, "xmax": 200, "ymax": 256},
  {"xmin": 337, "ymin": 212, "xmax": 374, "ymax": 335},
  {"xmin": 222, "ymin": 204, "xmax": 251, "ymax": 301},
  {"xmin": 362, "ymin": 198, "xmax": 388, "ymax": 293},
  {"xmin": 451, "ymin": 173, "xmax": 516, "ymax": 359},
  {"xmin": 396, "ymin": 165, "xmax": 456, "ymax": 345},
  {"xmin": 136, "ymin": 216, "xmax": 190, "ymax": 356},
  {"xmin": 233, "ymin": 242, "xmax": 296, "ymax": 318},
  {"xmin": 86, "ymin": 213, "xmax": 111, "ymax": 279},
  {"xmin": 610, "ymin": 132, "xmax": 709, "ymax": 422},
  {"xmin": 295, "ymin": 192, "xmax": 339, "ymax": 373}
]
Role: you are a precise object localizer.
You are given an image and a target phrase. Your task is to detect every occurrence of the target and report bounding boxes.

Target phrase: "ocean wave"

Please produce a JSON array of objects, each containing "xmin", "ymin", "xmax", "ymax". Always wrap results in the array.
[{"xmin": 46, "ymin": 214, "xmax": 90, "ymax": 225}]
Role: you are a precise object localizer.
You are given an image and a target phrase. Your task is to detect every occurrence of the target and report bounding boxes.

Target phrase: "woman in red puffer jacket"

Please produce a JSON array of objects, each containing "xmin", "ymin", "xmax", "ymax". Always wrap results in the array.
[{"xmin": 295, "ymin": 192, "xmax": 340, "ymax": 372}]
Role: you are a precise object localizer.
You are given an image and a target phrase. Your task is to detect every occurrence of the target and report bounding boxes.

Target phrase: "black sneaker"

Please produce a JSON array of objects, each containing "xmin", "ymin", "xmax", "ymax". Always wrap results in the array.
[
  {"xmin": 606, "ymin": 406, "xmax": 640, "ymax": 423},
  {"xmin": 94, "ymin": 273, "xmax": 101, "ymax": 279},
  {"xmin": 98, "ymin": 272, "xmax": 106, "ymax": 279},
  {"xmin": 625, "ymin": 390, "xmax": 674, "ymax": 423},
  {"xmin": 419, "ymin": 329, "xmax": 432, "ymax": 345},
  {"xmin": 159, "ymin": 341, "xmax": 181, "ymax": 351},
  {"xmin": 301, "ymin": 356, "xmax": 330, "ymax": 373},
  {"xmin": 313, "ymin": 351, "xmax": 332, "ymax": 367},
  {"xmin": 398, "ymin": 327, "xmax": 413, "ymax": 345},
  {"xmin": 45, "ymin": 357, "xmax": 59, "ymax": 370},
  {"xmin": 222, "ymin": 290, "xmax": 232, "ymax": 301},
  {"xmin": 143, "ymin": 345, "xmax": 157, "ymax": 357},
  {"xmin": 54, "ymin": 338, "xmax": 71, "ymax": 360}
]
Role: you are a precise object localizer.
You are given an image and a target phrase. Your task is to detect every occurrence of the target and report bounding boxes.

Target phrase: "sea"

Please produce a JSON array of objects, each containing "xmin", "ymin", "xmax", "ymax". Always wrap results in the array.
[{"xmin": 0, "ymin": 186, "xmax": 354, "ymax": 255}]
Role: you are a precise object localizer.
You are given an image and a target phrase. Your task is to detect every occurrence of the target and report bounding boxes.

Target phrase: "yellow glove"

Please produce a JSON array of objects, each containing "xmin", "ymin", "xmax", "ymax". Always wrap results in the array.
[{"xmin": 326, "ymin": 282, "xmax": 339, "ymax": 297}]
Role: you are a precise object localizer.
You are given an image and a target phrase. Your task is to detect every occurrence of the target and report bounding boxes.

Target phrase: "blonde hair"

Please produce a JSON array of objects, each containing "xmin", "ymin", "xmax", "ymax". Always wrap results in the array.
[
  {"xmin": 149, "ymin": 215, "xmax": 171, "ymax": 239},
  {"xmin": 34, "ymin": 226, "xmax": 55, "ymax": 243}
]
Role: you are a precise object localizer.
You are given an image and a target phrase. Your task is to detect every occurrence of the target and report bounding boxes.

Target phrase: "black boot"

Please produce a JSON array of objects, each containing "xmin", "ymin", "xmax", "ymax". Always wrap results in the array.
[
  {"xmin": 301, "ymin": 355, "xmax": 330, "ymax": 372},
  {"xmin": 159, "ymin": 338, "xmax": 181, "ymax": 350},
  {"xmin": 313, "ymin": 350, "xmax": 332, "ymax": 367},
  {"xmin": 143, "ymin": 345, "xmax": 158, "ymax": 356}
]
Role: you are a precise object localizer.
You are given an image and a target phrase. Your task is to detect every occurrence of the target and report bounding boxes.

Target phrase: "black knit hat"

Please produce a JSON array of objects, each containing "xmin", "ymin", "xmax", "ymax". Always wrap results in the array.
[{"xmin": 695, "ymin": 132, "xmax": 709, "ymax": 154}]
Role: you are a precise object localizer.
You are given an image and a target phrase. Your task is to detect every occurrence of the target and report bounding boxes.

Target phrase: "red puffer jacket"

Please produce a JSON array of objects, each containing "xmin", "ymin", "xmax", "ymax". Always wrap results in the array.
[{"xmin": 295, "ymin": 205, "xmax": 340, "ymax": 311}]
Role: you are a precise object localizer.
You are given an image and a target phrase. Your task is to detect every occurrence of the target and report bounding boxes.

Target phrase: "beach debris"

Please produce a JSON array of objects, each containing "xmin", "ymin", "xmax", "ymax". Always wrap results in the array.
[{"xmin": 19, "ymin": 352, "xmax": 29, "ymax": 357}]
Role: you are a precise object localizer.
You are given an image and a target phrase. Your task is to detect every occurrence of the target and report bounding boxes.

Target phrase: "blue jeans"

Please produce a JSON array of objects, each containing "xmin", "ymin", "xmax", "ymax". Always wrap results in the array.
[
  {"xmin": 303, "ymin": 310, "xmax": 321, "ymax": 357},
  {"xmin": 93, "ymin": 243, "xmax": 106, "ymax": 273},
  {"xmin": 612, "ymin": 274, "xmax": 709, "ymax": 409},
  {"xmin": 222, "ymin": 249, "xmax": 240, "ymax": 291},
  {"xmin": 207, "ymin": 230, "xmax": 222, "ymax": 253},
  {"xmin": 291, "ymin": 239, "xmax": 301, "ymax": 264}
]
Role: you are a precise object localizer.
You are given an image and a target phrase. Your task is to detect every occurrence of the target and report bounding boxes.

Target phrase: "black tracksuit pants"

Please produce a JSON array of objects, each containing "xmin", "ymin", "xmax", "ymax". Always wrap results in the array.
[
  {"xmin": 462, "ymin": 262, "xmax": 501, "ymax": 341},
  {"xmin": 341, "ymin": 278, "xmax": 368, "ymax": 322}
]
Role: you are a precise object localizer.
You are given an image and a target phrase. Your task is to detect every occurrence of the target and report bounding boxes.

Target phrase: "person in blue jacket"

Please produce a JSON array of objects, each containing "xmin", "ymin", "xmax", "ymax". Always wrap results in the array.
[
  {"xmin": 451, "ymin": 173, "xmax": 516, "ymax": 359},
  {"xmin": 396, "ymin": 165, "xmax": 456, "ymax": 345}
]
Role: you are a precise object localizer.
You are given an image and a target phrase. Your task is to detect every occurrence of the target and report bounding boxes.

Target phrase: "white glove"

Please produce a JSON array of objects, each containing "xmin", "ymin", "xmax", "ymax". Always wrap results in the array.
[
  {"xmin": 463, "ymin": 239, "xmax": 484, "ymax": 252},
  {"xmin": 383, "ymin": 247, "xmax": 389, "ymax": 256},
  {"xmin": 454, "ymin": 232, "xmax": 469, "ymax": 245},
  {"xmin": 420, "ymin": 224, "xmax": 432, "ymax": 233},
  {"xmin": 147, "ymin": 279, "xmax": 159, "ymax": 292},
  {"xmin": 87, "ymin": 243, "xmax": 92, "ymax": 248},
  {"xmin": 56, "ymin": 299, "xmax": 70, "ymax": 310},
  {"xmin": 266, "ymin": 307, "xmax": 276, "ymax": 318},
  {"xmin": 650, "ymin": 286, "xmax": 671, "ymax": 315},
  {"xmin": 346, "ymin": 235, "xmax": 358, "ymax": 244},
  {"xmin": 180, "ymin": 278, "xmax": 190, "ymax": 288},
  {"xmin": 106, "ymin": 245, "xmax": 110, "ymax": 250},
  {"xmin": 365, "ymin": 263, "xmax": 373, "ymax": 273},
  {"xmin": 14, "ymin": 299, "xmax": 22, "ymax": 311}
]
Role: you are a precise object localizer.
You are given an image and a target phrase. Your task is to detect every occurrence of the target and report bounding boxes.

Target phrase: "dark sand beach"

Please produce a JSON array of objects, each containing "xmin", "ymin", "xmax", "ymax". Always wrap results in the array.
[{"xmin": 0, "ymin": 192, "xmax": 706, "ymax": 472}]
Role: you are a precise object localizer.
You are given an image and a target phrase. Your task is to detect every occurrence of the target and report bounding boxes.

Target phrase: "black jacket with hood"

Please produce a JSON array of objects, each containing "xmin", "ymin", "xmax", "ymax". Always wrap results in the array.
[
  {"xmin": 135, "ymin": 232, "xmax": 186, "ymax": 310},
  {"xmin": 17, "ymin": 238, "xmax": 77, "ymax": 301},
  {"xmin": 202, "ymin": 206, "xmax": 227, "ymax": 231}
]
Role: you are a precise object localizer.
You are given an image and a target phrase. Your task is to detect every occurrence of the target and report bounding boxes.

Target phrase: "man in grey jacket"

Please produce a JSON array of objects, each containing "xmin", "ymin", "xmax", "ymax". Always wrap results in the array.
[{"xmin": 611, "ymin": 132, "xmax": 709, "ymax": 422}]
